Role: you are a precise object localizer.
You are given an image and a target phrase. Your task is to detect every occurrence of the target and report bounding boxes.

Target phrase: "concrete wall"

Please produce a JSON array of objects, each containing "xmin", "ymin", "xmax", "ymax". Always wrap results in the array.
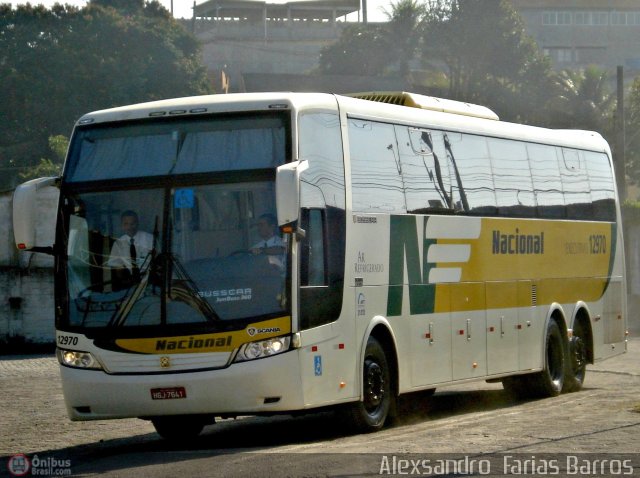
[
  {"xmin": 0, "ymin": 187, "xmax": 58, "ymax": 348},
  {"xmin": 193, "ymin": 18, "xmax": 354, "ymax": 91}
]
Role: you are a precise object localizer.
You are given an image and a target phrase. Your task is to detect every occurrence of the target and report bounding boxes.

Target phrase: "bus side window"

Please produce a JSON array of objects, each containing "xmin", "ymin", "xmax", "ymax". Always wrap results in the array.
[
  {"xmin": 528, "ymin": 143, "xmax": 566, "ymax": 219},
  {"xmin": 561, "ymin": 148, "xmax": 593, "ymax": 220},
  {"xmin": 488, "ymin": 138, "xmax": 536, "ymax": 217},
  {"xmin": 397, "ymin": 126, "xmax": 453, "ymax": 214},
  {"xmin": 348, "ymin": 119, "xmax": 406, "ymax": 214},
  {"xmin": 584, "ymin": 151, "xmax": 616, "ymax": 222},
  {"xmin": 300, "ymin": 208, "xmax": 327, "ymax": 287},
  {"xmin": 445, "ymin": 132, "xmax": 497, "ymax": 215}
]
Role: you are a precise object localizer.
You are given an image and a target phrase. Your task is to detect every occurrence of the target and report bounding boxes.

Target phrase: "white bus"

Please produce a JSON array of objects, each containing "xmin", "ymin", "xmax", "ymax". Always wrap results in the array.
[{"xmin": 14, "ymin": 92, "xmax": 627, "ymax": 439}]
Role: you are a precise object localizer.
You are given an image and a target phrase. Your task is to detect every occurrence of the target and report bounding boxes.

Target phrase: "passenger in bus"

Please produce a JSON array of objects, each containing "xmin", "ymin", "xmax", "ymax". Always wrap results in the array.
[
  {"xmin": 250, "ymin": 213, "xmax": 285, "ymax": 257},
  {"xmin": 107, "ymin": 210, "xmax": 155, "ymax": 288}
]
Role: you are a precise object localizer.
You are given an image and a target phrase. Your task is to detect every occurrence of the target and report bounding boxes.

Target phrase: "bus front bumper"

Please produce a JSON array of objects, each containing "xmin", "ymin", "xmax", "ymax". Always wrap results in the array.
[{"xmin": 60, "ymin": 350, "xmax": 305, "ymax": 421}]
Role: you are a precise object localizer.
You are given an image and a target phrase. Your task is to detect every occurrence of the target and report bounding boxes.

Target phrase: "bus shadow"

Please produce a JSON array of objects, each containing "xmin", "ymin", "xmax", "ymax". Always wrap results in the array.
[
  {"xmin": 395, "ymin": 387, "xmax": 515, "ymax": 425},
  {"xmin": 7, "ymin": 385, "xmax": 597, "ymax": 476}
]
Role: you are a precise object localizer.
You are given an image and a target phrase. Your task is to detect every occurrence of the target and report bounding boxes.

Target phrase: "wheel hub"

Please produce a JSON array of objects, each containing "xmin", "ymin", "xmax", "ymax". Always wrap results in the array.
[{"xmin": 364, "ymin": 359, "xmax": 385, "ymax": 411}]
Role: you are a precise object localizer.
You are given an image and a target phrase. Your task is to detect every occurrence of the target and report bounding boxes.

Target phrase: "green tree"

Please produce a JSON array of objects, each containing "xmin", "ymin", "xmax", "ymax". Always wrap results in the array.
[
  {"xmin": 20, "ymin": 135, "xmax": 69, "ymax": 181},
  {"xmin": 383, "ymin": 0, "xmax": 428, "ymax": 78},
  {"xmin": 319, "ymin": 0, "xmax": 427, "ymax": 79},
  {"xmin": 422, "ymin": 0, "xmax": 553, "ymax": 122},
  {"xmin": 90, "ymin": 0, "xmax": 145, "ymax": 14},
  {"xmin": 625, "ymin": 76, "xmax": 640, "ymax": 186},
  {"xmin": 548, "ymin": 66, "xmax": 615, "ymax": 132},
  {"xmin": 318, "ymin": 24, "xmax": 393, "ymax": 77},
  {"xmin": 0, "ymin": 2, "xmax": 212, "ymax": 190}
]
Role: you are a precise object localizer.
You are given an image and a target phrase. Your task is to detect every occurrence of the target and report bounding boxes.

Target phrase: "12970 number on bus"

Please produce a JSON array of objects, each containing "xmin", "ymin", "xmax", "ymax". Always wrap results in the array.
[{"xmin": 589, "ymin": 234, "xmax": 607, "ymax": 254}]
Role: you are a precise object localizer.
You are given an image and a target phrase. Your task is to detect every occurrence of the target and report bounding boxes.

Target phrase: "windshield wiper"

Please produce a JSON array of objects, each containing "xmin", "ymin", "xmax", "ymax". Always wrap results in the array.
[
  {"xmin": 108, "ymin": 254, "xmax": 155, "ymax": 327},
  {"xmin": 108, "ymin": 252, "xmax": 221, "ymax": 327},
  {"xmin": 165, "ymin": 253, "xmax": 221, "ymax": 322}
]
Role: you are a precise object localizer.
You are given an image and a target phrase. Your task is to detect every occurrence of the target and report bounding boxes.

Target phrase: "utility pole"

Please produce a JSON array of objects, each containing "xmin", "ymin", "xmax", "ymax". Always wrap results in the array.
[
  {"xmin": 362, "ymin": 0, "xmax": 368, "ymax": 24},
  {"xmin": 617, "ymin": 66, "xmax": 627, "ymax": 201}
]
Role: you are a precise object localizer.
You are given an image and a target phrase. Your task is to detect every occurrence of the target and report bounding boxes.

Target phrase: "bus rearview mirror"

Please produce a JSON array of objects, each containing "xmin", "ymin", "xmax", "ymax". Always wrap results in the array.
[
  {"xmin": 13, "ymin": 176, "xmax": 58, "ymax": 253},
  {"xmin": 276, "ymin": 160, "xmax": 308, "ymax": 234}
]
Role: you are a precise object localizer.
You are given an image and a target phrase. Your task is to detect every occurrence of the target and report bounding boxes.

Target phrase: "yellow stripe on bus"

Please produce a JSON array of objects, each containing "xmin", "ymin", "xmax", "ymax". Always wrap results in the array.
[{"xmin": 114, "ymin": 316, "xmax": 292, "ymax": 354}]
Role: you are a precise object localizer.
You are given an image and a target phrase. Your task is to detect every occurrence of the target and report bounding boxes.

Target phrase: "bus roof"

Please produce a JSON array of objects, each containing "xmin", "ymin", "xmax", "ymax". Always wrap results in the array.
[{"xmin": 76, "ymin": 92, "xmax": 610, "ymax": 154}]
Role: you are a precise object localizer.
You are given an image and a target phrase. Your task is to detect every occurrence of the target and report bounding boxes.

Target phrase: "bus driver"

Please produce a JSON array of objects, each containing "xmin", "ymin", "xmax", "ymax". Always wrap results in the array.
[{"xmin": 107, "ymin": 210, "xmax": 154, "ymax": 287}]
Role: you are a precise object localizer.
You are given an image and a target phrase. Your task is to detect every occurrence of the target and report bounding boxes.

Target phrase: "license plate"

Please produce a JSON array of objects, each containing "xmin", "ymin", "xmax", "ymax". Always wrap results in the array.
[{"xmin": 150, "ymin": 387, "xmax": 187, "ymax": 400}]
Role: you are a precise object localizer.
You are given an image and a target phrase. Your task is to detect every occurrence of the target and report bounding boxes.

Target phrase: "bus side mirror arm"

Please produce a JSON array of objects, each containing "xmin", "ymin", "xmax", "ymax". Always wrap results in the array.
[
  {"xmin": 13, "ymin": 176, "xmax": 59, "ymax": 254},
  {"xmin": 276, "ymin": 160, "xmax": 308, "ymax": 238}
]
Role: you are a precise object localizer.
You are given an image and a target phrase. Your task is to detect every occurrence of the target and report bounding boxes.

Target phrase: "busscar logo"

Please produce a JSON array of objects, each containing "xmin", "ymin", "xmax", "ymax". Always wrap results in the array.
[
  {"xmin": 247, "ymin": 327, "xmax": 281, "ymax": 337},
  {"xmin": 198, "ymin": 288, "xmax": 252, "ymax": 303}
]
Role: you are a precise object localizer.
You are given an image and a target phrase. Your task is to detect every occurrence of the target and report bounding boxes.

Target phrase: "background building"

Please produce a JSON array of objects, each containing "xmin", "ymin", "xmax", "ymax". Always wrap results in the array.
[
  {"xmin": 192, "ymin": 0, "xmax": 362, "ymax": 92},
  {"xmin": 509, "ymin": 0, "xmax": 640, "ymax": 72}
]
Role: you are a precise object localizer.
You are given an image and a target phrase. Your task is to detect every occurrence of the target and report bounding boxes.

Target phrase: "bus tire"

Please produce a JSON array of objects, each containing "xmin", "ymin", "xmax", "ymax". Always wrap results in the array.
[
  {"xmin": 563, "ymin": 324, "xmax": 588, "ymax": 393},
  {"xmin": 504, "ymin": 318, "xmax": 565, "ymax": 399},
  {"xmin": 530, "ymin": 318, "xmax": 565, "ymax": 397},
  {"xmin": 152, "ymin": 415, "xmax": 206, "ymax": 440},
  {"xmin": 344, "ymin": 336, "xmax": 393, "ymax": 433}
]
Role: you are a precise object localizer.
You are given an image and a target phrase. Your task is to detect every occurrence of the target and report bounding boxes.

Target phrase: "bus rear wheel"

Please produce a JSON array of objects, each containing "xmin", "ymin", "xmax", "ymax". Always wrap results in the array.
[
  {"xmin": 530, "ymin": 318, "xmax": 565, "ymax": 397},
  {"xmin": 563, "ymin": 324, "xmax": 588, "ymax": 393},
  {"xmin": 152, "ymin": 415, "xmax": 208, "ymax": 441},
  {"xmin": 503, "ymin": 318, "xmax": 565, "ymax": 399},
  {"xmin": 343, "ymin": 336, "xmax": 394, "ymax": 433}
]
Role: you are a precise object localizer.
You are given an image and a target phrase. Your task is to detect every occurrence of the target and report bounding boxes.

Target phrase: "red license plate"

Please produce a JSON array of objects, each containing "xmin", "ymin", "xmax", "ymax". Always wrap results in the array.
[{"xmin": 150, "ymin": 387, "xmax": 187, "ymax": 400}]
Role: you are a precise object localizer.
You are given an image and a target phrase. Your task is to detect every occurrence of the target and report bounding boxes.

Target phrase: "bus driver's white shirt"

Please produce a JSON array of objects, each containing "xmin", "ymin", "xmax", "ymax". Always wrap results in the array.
[
  {"xmin": 107, "ymin": 231, "xmax": 154, "ymax": 271},
  {"xmin": 251, "ymin": 235, "xmax": 284, "ymax": 251}
]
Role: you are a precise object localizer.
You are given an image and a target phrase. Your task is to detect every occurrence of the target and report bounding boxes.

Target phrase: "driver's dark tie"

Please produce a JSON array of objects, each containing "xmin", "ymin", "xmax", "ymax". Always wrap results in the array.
[{"xmin": 130, "ymin": 238, "xmax": 140, "ymax": 281}]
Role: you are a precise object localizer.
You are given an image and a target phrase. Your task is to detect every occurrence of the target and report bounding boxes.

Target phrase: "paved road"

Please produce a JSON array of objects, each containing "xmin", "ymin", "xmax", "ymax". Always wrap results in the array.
[{"xmin": 1, "ymin": 340, "xmax": 639, "ymax": 477}]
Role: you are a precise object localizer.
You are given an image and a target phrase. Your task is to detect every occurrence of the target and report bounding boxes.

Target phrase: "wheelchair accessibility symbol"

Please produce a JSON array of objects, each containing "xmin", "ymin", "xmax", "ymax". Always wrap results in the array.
[
  {"xmin": 314, "ymin": 355, "xmax": 322, "ymax": 376},
  {"xmin": 174, "ymin": 188, "xmax": 195, "ymax": 209}
]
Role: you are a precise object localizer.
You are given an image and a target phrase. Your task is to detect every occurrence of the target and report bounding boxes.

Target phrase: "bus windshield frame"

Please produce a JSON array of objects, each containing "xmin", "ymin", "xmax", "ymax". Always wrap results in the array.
[{"xmin": 56, "ymin": 111, "xmax": 292, "ymax": 337}]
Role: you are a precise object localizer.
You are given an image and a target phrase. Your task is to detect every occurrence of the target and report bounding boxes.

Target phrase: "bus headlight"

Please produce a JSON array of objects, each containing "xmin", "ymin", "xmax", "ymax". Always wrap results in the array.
[
  {"xmin": 235, "ymin": 336, "xmax": 291, "ymax": 362},
  {"xmin": 57, "ymin": 349, "xmax": 103, "ymax": 370}
]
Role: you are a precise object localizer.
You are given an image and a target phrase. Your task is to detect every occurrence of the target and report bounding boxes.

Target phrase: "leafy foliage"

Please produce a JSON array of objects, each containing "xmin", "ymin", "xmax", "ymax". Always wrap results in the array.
[
  {"xmin": 422, "ymin": 0, "xmax": 553, "ymax": 122},
  {"xmin": 320, "ymin": 0, "xmax": 552, "ymax": 123},
  {"xmin": 319, "ymin": 0, "xmax": 428, "ymax": 77},
  {"xmin": 20, "ymin": 135, "xmax": 68, "ymax": 181},
  {"xmin": 0, "ymin": 2, "xmax": 212, "ymax": 190},
  {"xmin": 548, "ymin": 66, "xmax": 615, "ymax": 132},
  {"xmin": 626, "ymin": 77, "xmax": 640, "ymax": 186},
  {"xmin": 383, "ymin": 0, "xmax": 428, "ymax": 77},
  {"xmin": 319, "ymin": 24, "xmax": 393, "ymax": 77}
]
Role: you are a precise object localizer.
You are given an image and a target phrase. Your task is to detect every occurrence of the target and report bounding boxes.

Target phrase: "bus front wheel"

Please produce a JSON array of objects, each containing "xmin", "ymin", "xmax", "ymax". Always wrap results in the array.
[{"xmin": 343, "ymin": 336, "xmax": 394, "ymax": 433}]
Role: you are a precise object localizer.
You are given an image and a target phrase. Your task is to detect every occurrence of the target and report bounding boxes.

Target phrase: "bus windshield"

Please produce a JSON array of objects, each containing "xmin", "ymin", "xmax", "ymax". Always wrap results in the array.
[
  {"xmin": 64, "ymin": 114, "xmax": 286, "ymax": 182},
  {"xmin": 61, "ymin": 114, "xmax": 290, "ymax": 330}
]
